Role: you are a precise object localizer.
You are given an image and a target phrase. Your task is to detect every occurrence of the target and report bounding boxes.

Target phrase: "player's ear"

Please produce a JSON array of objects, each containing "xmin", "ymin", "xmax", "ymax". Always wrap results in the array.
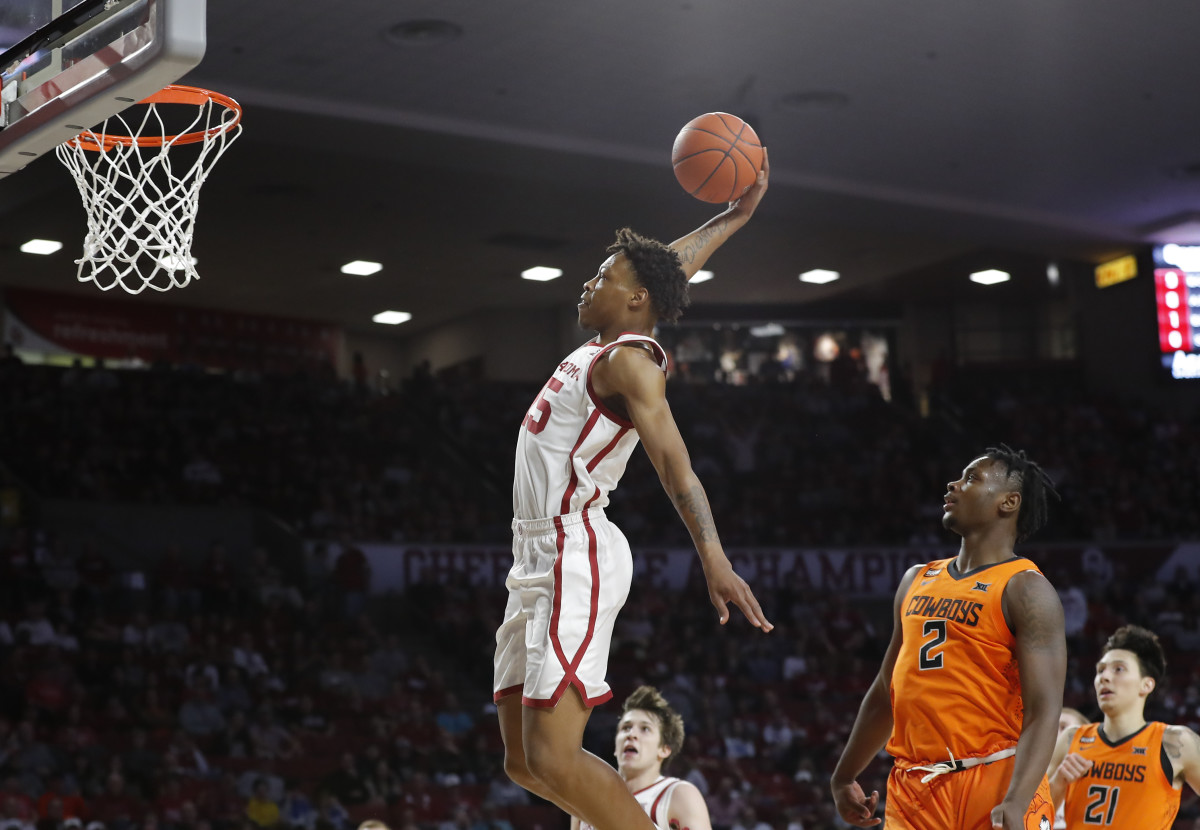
[
  {"xmin": 628, "ymin": 285, "xmax": 650, "ymax": 310},
  {"xmin": 1141, "ymin": 675, "xmax": 1156, "ymax": 697},
  {"xmin": 998, "ymin": 490, "xmax": 1021, "ymax": 518},
  {"xmin": 658, "ymin": 743, "xmax": 672, "ymax": 762}
]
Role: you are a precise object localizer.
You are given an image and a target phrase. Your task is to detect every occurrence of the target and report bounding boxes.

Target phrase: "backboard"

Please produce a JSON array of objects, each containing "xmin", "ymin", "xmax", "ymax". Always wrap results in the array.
[{"xmin": 0, "ymin": 0, "xmax": 204, "ymax": 179}]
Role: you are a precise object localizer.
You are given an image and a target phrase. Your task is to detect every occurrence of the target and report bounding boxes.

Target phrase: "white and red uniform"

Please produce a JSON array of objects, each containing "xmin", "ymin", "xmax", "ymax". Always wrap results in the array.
[
  {"xmin": 494, "ymin": 333, "xmax": 666, "ymax": 708},
  {"xmin": 581, "ymin": 776, "xmax": 682, "ymax": 830}
]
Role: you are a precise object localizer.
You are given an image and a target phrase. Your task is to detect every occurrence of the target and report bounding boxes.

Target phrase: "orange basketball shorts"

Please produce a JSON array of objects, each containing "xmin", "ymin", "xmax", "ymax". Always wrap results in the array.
[{"xmin": 885, "ymin": 756, "xmax": 1053, "ymax": 830}]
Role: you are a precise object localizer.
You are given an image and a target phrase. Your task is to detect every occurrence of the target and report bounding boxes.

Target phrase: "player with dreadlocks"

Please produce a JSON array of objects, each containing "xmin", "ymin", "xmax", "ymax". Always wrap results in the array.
[
  {"xmin": 831, "ymin": 446, "xmax": 1066, "ymax": 830},
  {"xmin": 493, "ymin": 153, "xmax": 772, "ymax": 830}
]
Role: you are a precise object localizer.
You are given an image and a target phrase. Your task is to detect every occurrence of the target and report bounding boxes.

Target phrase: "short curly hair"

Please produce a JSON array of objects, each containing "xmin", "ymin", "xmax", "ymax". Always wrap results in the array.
[
  {"xmin": 622, "ymin": 685, "xmax": 685, "ymax": 770},
  {"xmin": 607, "ymin": 228, "xmax": 690, "ymax": 323}
]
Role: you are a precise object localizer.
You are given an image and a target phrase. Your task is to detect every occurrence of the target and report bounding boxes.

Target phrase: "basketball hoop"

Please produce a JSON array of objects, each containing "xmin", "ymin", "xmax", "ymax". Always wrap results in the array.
[{"xmin": 55, "ymin": 85, "xmax": 243, "ymax": 294}]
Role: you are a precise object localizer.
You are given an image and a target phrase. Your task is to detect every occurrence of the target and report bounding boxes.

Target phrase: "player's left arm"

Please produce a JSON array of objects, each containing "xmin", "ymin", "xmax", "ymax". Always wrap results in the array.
[
  {"xmin": 668, "ymin": 149, "xmax": 769, "ymax": 279},
  {"xmin": 1163, "ymin": 724, "xmax": 1200, "ymax": 793},
  {"xmin": 993, "ymin": 570, "xmax": 1066, "ymax": 829},
  {"xmin": 665, "ymin": 781, "xmax": 712, "ymax": 830},
  {"xmin": 591, "ymin": 345, "xmax": 771, "ymax": 631}
]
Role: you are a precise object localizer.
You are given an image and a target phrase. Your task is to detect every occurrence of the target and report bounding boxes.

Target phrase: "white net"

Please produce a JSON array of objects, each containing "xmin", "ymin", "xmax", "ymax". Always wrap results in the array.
[{"xmin": 55, "ymin": 87, "xmax": 242, "ymax": 293}]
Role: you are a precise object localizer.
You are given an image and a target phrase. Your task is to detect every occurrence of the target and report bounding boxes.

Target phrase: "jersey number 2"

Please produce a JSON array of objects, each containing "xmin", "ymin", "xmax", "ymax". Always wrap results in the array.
[
  {"xmin": 523, "ymin": 378, "xmax": 564, "ymax": 434},
  {"xmin": 1084, "ymin": 785, "xmax": 1119, "ymax": 824},
  {"xmin": 919, "ymin": 619, "xmax": 947, "ymax": 670}
]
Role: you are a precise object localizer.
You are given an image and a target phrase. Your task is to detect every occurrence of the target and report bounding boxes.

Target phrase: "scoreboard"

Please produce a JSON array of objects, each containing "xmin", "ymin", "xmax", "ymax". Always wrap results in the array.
[{"xmin": 1152, "ymin": 244, "xmax": 1200, "ymax": 380}]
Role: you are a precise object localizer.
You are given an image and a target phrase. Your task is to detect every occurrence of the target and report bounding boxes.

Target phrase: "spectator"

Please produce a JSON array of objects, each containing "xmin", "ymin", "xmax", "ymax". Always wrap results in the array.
[
  {"xmin": 469, "ymin": 804, "xmax": 513, "ymax": 830},
  {"xmin": 433, "ymin": 694, "xmax": 474, "ymax": 738},
  {"xmin": 119, "ymin": 730, "xmax": 160, "ymax": 797},
  {"xmin": 320, "ymin": 755, "xmax": 367, "ymax": 807},
  {"xmin": 88, "ymin": 774, "xmax": 141, "ymax": 830},
  {"xmin": 481, "ymin": 770, "xmax": 527, "ymax": 808},
  {"xmin": 730, "ymin": 807, "xmax": 771, "ymax": 830},
  {"xmin": 244, "ymin": 780, "xmax": 279, "ymax": 829},
  {"xmin": 331, "ymin": 545, "xmax": 369, "ymax": 620},
  {"xmin": 35, "ymin": 780, "xmax": 83, "ymax": 823},
  {"xmin": 279, "ymin": 783, "xmax": 315, "ymax": 830},
  {"xmin": 362, "ymin": 760, "xmax": 400, "ymax": 807},
  {"xmin": 1, "ymin": 780, "xmax": 35, "ymax": 827},
  {"xmin": 178, "ymin": 679, "xmax": 225, "ymax": 738},
  {"xmin": 707, "ymin": 778, "xmax": 743, "ymax": 830},
  {"xmin": 248, "ymin": 709, "xmax": 300, "ymax": 761},
  {"xmin": 312, "ymin": 793, "xmax": 347, "ymax": 830}
]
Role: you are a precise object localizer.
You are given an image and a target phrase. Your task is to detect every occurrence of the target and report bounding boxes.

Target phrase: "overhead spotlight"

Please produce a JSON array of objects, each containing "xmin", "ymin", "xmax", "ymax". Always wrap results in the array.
[
  {"xmin": 969, "ymin": 269, "xmax": 1010, "ymax": 285},
  {"xmin": 342, "ymin": 260, "xmax": 383, "ymax": 276},
  {"xmin": 521, "ymin": 266, "xmax": 562, "ymax": 282},
  {"xmin": 372, "ymin": 311, "xmax": 412, "ymax": 325},
  {"xmin": 689, "ymin": 270, "xmax": 714, "ymax": 284},
  {"xmin": 20, "ymin": 239, "xmax": 62, "ymax": 255},
  {"xmin": 799, "ymin": 269, "xmax": 839, "ymax": 284},
  {"xmin": 1046, "ymin": 262, "xmax": 1060, "ymax": 287}
]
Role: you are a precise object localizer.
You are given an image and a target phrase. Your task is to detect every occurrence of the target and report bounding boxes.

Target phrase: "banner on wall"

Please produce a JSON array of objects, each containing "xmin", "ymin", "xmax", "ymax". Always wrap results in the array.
[
  {"xmin": 348, "ymin": 541, "xmax": 1199, "ymax": 596},
  {"xmin": 2, "ymin": 287, "xmax": 341, "ymax": 370}
]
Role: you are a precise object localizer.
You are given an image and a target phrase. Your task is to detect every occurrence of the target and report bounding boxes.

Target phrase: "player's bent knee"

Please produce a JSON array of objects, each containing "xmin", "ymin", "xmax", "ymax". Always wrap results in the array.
[
  {"xmin": 502, "ymin": 751, "xmax": 538, "ymax": 790},
  {"xmin": 523, "ymin": 742, "xmax": 574, "ymax": 791}
]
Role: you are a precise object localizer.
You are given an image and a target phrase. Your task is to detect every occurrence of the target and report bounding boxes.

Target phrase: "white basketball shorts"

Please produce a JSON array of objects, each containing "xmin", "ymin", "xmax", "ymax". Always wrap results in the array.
[{"xmin": 493, "ymin": 507, "xmax": 633, "ymax": 708}]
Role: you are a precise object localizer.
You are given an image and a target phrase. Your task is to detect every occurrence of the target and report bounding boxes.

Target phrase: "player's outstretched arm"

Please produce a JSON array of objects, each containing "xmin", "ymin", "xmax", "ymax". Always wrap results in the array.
[
  {"xmin": 668, "ymin": 149, "xmax": 769, "ymax": 279},
  {"xmin": 991, "ymin": 571, "xmax": 1066, "ymax": 830},
  {"xmin": 1046, "ymin": 725, "xmax": 1090, "ymax": 807},
  {"xmin": 1164, "ymin": 724, "xmax": 1200, "ymax": 794},
  {"xmin": 830, "ymin": 564, "xmax": 918, "ymax": 828},
  {"xmin": 590, "ymin": 345, "xmax": 771, "ymax": 631},
  {"xmin": 667, "ymin": 781, "xmax": 712, "ymax": 830}
]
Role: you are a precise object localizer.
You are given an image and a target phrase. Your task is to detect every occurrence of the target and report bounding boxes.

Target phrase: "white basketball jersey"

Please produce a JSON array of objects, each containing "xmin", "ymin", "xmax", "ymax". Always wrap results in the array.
[
  {"xmin": 581, "ymin": 776, "xmax": 681, "ymax": 830},
  {"xmin": 513, "ymin": 333, "xmax": 666, "ymax": 521}
]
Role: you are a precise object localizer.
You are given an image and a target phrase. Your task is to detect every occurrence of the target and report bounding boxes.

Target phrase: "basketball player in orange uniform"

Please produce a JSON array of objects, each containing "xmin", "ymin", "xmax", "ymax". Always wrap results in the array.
[
  {"xmin": 570, "ymin": 686, "xmax": 710, "ymax": 830},
  {"xmin": 1047, "ymin": 625, "xmax": 1200, "ymax": 828},
  {"xmin": 830, "ymin": 446, "xmax": 1066, "ymax": 830},
  {"xmin": 494, "ymin": 154, "xmax": 773, "ymax": 830}
]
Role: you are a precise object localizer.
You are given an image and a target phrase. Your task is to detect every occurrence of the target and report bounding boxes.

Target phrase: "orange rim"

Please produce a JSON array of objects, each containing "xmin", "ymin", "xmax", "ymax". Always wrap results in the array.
[{"xmin": 68, "ymin": 84, "xmax": 243, "ymax": 151}]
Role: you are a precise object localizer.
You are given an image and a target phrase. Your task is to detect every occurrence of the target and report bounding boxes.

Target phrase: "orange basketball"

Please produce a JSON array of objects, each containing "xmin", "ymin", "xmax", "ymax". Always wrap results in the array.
[{"xmin": 671, "ymin": 112, "xmax": 763, "ymax": 204}]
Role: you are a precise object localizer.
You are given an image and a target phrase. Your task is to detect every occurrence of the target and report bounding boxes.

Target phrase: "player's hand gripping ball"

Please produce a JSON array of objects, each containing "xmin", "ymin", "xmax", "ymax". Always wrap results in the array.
[{"xmin": 671, "ymin": 112, "xmax": 764, "ymax": 203}]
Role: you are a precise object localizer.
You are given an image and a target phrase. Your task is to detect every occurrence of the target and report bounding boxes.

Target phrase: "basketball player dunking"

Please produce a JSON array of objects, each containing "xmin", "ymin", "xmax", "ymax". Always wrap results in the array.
[
  {"xmin": 571, "ymin": 686, "xmax": 710, "ymax": 830},
  {"xmin": 492, "ymin": 153, "xmax": 773, "ymax": 830},
  {"xmin": 831, "ymin": 446, "xmax": 1066, "ymax": 830}
]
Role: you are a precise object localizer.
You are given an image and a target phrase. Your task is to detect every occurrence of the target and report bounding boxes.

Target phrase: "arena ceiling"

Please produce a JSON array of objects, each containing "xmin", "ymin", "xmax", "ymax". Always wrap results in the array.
[{"xmin": 3, "ymin": 0, "xmax": 1200, "ymax": 336}]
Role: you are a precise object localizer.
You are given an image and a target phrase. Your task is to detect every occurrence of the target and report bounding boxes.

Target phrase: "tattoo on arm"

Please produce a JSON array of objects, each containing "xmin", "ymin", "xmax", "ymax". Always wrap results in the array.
[
  {"xmin": 677, "ymin": 218, "xmax": 729, "ymax": 264},
  {"xmin": 674, "ymin": 484, "xmax": 719, "ymax": 543}
]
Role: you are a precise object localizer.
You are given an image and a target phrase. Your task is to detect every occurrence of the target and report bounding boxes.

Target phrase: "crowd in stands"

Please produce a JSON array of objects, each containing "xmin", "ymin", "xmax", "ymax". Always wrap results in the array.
[
  {"xmin": 3, "ymin": 349, "xmax": 1198, "ymax": 551},
  {"xmin": 0, "ymin": 351, "xmax": 1198, "ymax": 829},
  {"xmin": 1, "ymin": 517, "xmax": 1198, "ymax": 830}
]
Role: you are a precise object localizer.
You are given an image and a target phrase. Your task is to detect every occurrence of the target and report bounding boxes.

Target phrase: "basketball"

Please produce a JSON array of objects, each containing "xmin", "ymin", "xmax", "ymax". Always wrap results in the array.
[{"xmin": 671, "ymin": 112, "xmax": 764, "ymax": 204}]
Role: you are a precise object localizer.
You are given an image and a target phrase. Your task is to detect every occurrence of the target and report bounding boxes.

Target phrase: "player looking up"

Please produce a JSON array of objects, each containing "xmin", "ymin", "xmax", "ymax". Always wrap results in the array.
[
  {"xmin": 831, "ymin": 445, "xmax": 1065, "ymax": 830},
  {"xmin": 1047, "ymin": 625, "xmax": 1200, "ymax": 828},
  {"xmin": 571, "ymin": 686, "xmax": 710, "ymax": 830}
]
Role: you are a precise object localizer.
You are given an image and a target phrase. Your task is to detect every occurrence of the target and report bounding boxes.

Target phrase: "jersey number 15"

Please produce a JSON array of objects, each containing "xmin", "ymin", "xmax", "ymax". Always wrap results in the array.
[{"xmin": 523, "ymin": 378, "xmax": 564, "ymax": 435}]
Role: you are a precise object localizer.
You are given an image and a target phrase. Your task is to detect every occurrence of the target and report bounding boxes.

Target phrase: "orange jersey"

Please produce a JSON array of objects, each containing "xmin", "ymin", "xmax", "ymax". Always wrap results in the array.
[
  {"xmin": 887, "ymin": 556, "xmax": 1040, "ymax": 767},
  {"xmin": 1062, "ymin": 722, "xmax": 1179, "ymax": 829}
]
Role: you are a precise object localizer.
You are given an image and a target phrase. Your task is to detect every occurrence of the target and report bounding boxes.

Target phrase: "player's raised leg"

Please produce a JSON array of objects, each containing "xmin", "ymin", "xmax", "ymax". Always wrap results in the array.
[
  {"xmin": 496, "ymin": 696, "xmax": 584, "ymax": 815},
  {"xmin": 521, "ymin": 688, "xmax": 656, "ymax": 830}
]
